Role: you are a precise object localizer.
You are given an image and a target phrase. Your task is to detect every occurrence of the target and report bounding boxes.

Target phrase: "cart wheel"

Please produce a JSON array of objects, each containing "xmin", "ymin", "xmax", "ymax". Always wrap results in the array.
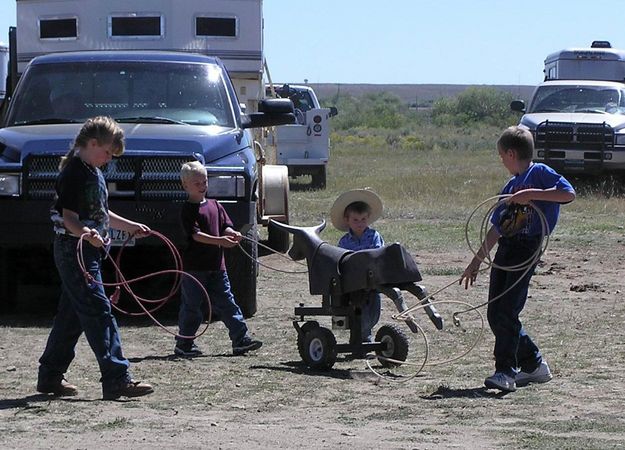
[
  {"xmin": 375, "ymin": 324, "xmax": 409, "ymax": 368},
  {"xmin": 301, "ymin": 326, "xmax": 337, "ymax": 370},
  {"xmin": 296, "ymin": 321, "xmax": 319, "ymax": 360}
]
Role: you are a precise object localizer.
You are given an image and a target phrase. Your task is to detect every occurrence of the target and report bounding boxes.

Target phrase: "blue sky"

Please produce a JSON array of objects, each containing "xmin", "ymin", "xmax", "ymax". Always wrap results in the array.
[{"xmin": 2, "ymin": 0, "xmax": 624, "ymax": 86}]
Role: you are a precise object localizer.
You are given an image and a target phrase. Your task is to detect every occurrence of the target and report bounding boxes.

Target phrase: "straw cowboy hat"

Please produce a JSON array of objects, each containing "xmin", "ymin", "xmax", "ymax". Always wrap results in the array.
[{"xmin": 330, "ymin": 189, "xmax": 383, "ymax": 232}]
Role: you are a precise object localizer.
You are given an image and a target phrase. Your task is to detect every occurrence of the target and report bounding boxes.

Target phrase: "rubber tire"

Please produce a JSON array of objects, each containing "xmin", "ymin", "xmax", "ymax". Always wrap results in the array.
[
  {"xmin": 310, "ymin": 165, "xmax": 326, "ymax": 190},
  {"xmin": 375, "ymin": 323, "xmax": 410, "ymax": 368},
  {"xmin": 301, "ymin": 326, "xmax": 337, "ymax": 370},
  {"xmin": 297, "ymin": 321, "xmax": 320, "ymax": 360},
  {"xmin": 225, "ymin": 226, "xmax": 258, "ymax": 318}
]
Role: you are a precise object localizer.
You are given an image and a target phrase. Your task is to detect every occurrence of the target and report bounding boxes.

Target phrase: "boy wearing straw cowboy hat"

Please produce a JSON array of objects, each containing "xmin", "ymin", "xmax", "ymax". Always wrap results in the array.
[{"xmin": 330, "ymin": 189, "xmax": 384, "ymax": 343}]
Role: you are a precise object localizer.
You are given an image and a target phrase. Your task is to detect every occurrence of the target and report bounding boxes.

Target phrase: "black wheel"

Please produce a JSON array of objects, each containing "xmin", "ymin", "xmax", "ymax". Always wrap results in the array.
[
  {"xmin": 226, "ymin": 225, "xmax": 258, "ymax": 318},
  {"xmin": 375, "ymin": 324, "xmax": 409, "ymax": 368},
  {"xmin": 310, "ymin": 166, "xmax": 326, "ymax": 190},
  {"xmin": 301, "ymin": 326, "xmax": 337, "ymax": 370},
  {"xmin": 296, "ymin": 321, "xmax": 320, "ymax": 360}
]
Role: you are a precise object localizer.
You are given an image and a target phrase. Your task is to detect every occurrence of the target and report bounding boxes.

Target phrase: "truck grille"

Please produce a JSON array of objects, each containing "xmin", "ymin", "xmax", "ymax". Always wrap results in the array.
[
  {"xmin": 535, "ymin": 121, "xmax": 614, "ymax": 152},
  {"xmin": 24, "ymin": 155, "xmax": 196, "ymax": 200}
]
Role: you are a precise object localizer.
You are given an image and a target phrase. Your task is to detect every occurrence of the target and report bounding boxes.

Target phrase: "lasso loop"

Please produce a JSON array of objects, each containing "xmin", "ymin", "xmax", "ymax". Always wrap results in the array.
[{"xmin": 76, "ymin": 230, "xmax": 211, "ymax": 340}]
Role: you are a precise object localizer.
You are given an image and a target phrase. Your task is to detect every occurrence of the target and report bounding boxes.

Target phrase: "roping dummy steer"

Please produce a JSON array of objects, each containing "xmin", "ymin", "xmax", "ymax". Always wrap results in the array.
[{"xmin": 270, "ymin": 220, "xmax": 444, "ymax": 370}]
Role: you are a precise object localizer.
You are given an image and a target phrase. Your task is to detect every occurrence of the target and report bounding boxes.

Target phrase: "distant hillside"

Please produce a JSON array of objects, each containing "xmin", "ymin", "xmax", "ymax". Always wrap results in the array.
[{"xmin": 306, "ymin": 83, "xmax": 535, "ymax": 106}]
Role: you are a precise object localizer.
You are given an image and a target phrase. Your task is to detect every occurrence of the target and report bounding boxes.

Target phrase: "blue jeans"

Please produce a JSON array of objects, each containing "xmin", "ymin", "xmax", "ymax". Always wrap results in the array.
[
  {"xmin": 488, "ymin": 236, "xmax": 543, "ymax": 376},
  {"xmin": 177, "ymin": 270, "xmax": 248, "ymax": 345},
  {"xmin": 362, "ymin": 291, "xmax": 382, "ymax": 342},
  {"xmin": 38, "ymin": 235, "xmax": 131, "ymax": 391}
]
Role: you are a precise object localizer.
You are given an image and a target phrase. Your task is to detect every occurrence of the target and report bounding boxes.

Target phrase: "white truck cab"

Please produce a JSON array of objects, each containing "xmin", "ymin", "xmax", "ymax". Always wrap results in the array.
[
  {"xmin": 512, "ymin": 41, "xmax": 625, "ymax": 174},
  {"xmin": 268, "ymin": 84, "xmax": 338, "ymax": 189}
]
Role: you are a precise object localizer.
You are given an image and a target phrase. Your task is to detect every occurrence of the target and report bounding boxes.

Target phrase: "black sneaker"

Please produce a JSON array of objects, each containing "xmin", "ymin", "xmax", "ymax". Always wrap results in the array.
[
  {"xmin": 174, "ymin": 341, "xmax": 203, "ymax": 357},
  {"xmin": 103, "ymin": 379, "xmax": 154, "ymax": 401},
  {"xmin": 232, "ymin": 336, "xmax": 263, "ymax": 356},
  {"xmin": 37, "ymin": 377, "xmax": 78, "ymax": 396}
]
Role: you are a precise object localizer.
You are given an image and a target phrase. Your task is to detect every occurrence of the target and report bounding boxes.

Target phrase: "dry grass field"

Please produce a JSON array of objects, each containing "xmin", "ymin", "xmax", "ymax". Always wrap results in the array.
[{"xmin": 2, "ymin": 124, "xmax": 625, "ymax": 449}]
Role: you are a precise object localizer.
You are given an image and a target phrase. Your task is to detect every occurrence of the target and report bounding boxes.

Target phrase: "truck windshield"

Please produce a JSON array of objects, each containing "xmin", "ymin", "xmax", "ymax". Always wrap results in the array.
[
  {"xmin": 529, "ymin": 85, "xmax": 625, "ymax": 115},
  {"xmin": 7, "ymin": 61, "xmax": 236, "ymax": 127}
]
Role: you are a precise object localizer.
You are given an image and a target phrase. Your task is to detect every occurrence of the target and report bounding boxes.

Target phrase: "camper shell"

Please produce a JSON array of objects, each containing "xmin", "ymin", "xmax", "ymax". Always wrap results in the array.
[
  {"xmin": 14, "ymin": 0, "xmax": 264, "ymax": 111},
  {"xmin": 544, "ymin": 41, "xmax": 625, "ymax": 82},
  {"xmin": 512, "ymin": 41, "xmax": 625, "ymax": 175}
]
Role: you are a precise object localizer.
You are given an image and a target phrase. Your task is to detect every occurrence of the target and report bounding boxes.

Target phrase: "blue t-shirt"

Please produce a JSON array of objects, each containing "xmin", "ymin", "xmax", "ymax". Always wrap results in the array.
[
  {"xmin": 338, "ymin": 227, "xmax": 384, "ymax": 251},
  {"xmin": 491, "ymin": 162, "xmax": 575, "ymax": 237}
]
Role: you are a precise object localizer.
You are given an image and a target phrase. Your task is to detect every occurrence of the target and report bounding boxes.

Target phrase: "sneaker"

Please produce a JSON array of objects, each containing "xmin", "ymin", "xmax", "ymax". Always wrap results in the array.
[
  {"xmin": 484, "ymin": 371, "xmax": 517, "ymax": 392},
  {"xmin": 103, "ymin": 380, "xmax": 154, "ymax": 400},
  {"xmin": 37, "ymin": 377, "xmax": 78, "ymax": 396},
  {"xmin": 516, "ymin": 361, "xmax": 553, "ymax": 387},
  {"xmin": 174, "ymin": 341, "xmax": 203, "ymax": 357},
  {"xmin": 233, "ymin": 336, "xmax": 263, "ymax": 356}
]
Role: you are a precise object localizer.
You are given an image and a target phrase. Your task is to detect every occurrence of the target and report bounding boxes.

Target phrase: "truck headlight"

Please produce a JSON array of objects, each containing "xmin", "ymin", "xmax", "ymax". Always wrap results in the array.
[
  {"xmin": 207, "ymin": 175, "xmax": 245, "ymax": 198},
  {"xmin": 0, "ymin": 174, "xmax": 21, "ymax": 196},
  {"xmin": 615, "ymin": 134, "xmax": 625, "ymax": 146}
]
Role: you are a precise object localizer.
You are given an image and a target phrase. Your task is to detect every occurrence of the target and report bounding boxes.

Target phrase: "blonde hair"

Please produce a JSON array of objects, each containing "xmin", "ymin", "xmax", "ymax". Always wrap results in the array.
[
  {"xmin": 180, "ymin": 160, "xmax": 207, "ymax": 182},
  {"xmin": 59, "ymin": 116, "xmax": 125, "ymax": 170}
]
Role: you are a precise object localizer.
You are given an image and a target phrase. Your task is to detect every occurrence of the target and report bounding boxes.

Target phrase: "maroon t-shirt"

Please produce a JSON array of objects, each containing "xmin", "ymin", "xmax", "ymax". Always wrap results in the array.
[{"xmin": 180, "ymin": 199, "xmax": 234, "ymax": 271}]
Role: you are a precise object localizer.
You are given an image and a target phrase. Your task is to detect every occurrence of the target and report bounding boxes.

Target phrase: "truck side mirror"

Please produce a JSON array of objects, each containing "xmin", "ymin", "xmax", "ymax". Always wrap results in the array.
[
  {"xmin": 510, "ymin": 100, "xmax": 526, "ymax": 113},
  {"xmin": 329, "ymin": 106, "xmax": 338, "ymax": 117},
  {"xmin": 242, "ymin": 99, "xmax": 296, "ymax": 128}
]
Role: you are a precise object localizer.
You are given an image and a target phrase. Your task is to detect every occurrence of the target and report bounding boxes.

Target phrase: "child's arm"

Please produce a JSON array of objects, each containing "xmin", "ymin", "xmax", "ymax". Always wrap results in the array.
[
  {"xmin": 460, "ymin": 225, "xmax": 500, "ymax": 289},
  {"xmin": 506, "ymin": 187, "xmax": 575, "ymax": 205},
  {"xmin": 192, "ymin": 231, "xmax": 239, "ymax": 248},
  {"xmin": 62, "ymin": 209, "xmax": 105, "ymax": 247},
  {"xmin": 109, "ymin": 211, "xmax": 151, "ymax": 237}
]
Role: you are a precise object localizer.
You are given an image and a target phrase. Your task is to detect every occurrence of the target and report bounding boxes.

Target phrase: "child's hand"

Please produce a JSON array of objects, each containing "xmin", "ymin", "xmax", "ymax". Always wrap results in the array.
[
  {"xmin": 219, "ymin": 236, "xmax": 239, "ymax": 248},
  {"xmin": 224, "ymin": 228, "xmax": 243, "ymax": 243},
  {"xmin": 460, "ymin": 261, "xmax": 480, "ymax": 289},
  {"xmin": 129, "ymin": 222, "xmax": 151, "ymax": 238},
  {"xmin": 507, "ymin": 189, "xmax": 535, "ymax": 205},
  {"xmin": 86, "ymin": 229, "xmax": 105, "ymax": 248}
]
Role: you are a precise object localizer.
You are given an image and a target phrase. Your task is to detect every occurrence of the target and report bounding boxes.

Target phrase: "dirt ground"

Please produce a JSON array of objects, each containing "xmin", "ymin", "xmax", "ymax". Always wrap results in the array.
[{"xmin": 1, "ymin": 235, "xmax": 625, "ymax": 449}]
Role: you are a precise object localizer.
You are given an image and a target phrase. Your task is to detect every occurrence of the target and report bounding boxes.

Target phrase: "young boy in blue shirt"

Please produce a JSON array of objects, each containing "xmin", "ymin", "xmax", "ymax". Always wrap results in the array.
[
  {"xmin": 175, "ymin": 161, "xmax": 262, "ymax": 357},
  {"xmin": 460, "ymin": 126, "xmax": 575, "ymax": 392},
  {"xmin": 330, "ymin": 189, "xmax": 384, "ymax": 343}
]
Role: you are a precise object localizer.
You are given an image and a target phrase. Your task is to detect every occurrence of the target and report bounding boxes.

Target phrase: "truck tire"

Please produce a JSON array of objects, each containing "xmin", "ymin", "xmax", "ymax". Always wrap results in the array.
[
  {"xmin": 226, "ymin": 226, "xmax": 258, "ymax": 318},
  {"xmin": 311, "ymin": 165, "xmax": 326, "ymax": 190}
]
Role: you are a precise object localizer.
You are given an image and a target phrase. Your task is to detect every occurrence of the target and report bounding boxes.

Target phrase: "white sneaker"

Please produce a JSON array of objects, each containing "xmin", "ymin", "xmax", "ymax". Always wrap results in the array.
[
  {"xmin": 484, "ymin": 372, "xmax": 517, "ymax": 392},
  {"xmin": 516, "ymin": 361, "xmax": 552, "ymax": 387}
]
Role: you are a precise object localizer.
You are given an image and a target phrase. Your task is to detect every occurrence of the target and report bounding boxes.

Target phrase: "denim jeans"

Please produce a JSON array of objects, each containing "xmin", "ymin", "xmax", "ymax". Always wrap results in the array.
[
  {"xmin": 361, "ymin": 291, "xmax": 382, "ymax": 342},
  {"xmin": 38, "ymin": 235, "xmax": 131, "ymax": 391},
  {"xmin": 177, "ymin": 270, "xmax": 248, "ymax": 345},
  {"xmin": 487, "ymin": 236, "xmax": 543, "ymax": 376}
]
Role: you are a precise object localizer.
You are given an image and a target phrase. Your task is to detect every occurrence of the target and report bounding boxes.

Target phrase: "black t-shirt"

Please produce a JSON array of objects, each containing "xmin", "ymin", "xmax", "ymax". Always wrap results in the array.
[
  {"xmin": 51, "ymin": 156, "xmax": 109, "ymax": 238},
  {"xmin": 180, "ymin": 199, "xmax": 233, "ymax": 271}
]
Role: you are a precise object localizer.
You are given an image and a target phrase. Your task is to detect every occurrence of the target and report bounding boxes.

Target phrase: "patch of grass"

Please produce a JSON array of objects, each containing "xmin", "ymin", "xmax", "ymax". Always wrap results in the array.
[{"xmin": 91, "ymin": 417, "xmax": 131, "ymax": 431}]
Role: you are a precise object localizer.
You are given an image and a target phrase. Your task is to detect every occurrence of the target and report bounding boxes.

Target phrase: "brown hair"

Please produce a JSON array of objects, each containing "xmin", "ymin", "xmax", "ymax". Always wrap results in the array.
[
  {"xmin": 497, "ymin": 126, "xmax": 534, "ymax": 161},
  {"xmin": 344, "ymin": 201, "xmax": 371, "ymax": 217},
  {"xmin": 59, "ymin": 116, "xmax": 124, "ymax": 170}
]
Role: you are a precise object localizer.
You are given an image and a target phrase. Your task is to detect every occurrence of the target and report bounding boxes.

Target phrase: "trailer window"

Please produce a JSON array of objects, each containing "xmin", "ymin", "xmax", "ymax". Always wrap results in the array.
[
  {"xmin": 196, "ymin": 17, "xmax": 237, "ymax": 37},
  {"xmin": 109, "ymin": 16, "xmax": 163, "ymax": 38},
  {"xmin": 39, "ymin": 18, "xmax": 77, "ymax": 40}
]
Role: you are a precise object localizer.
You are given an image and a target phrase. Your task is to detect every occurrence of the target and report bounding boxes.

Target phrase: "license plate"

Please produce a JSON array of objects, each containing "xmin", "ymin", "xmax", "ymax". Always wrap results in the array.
[{"xmin": 109, "ymin": 228, "xmax": 135, "ymax": 247}]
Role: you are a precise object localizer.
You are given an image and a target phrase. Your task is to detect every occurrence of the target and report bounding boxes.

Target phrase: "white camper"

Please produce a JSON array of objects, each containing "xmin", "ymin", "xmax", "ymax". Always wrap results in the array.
[
  {"xmin": 544, "ymin": 41, "xmax": 625, "ymax": 82},
  {"xmin": 0, "ymin": 43, "xmax": 8, "ymax": 100},
  {"xmin": 15, "ymin": 0, "xmax": 264, "ymax": 110}
]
